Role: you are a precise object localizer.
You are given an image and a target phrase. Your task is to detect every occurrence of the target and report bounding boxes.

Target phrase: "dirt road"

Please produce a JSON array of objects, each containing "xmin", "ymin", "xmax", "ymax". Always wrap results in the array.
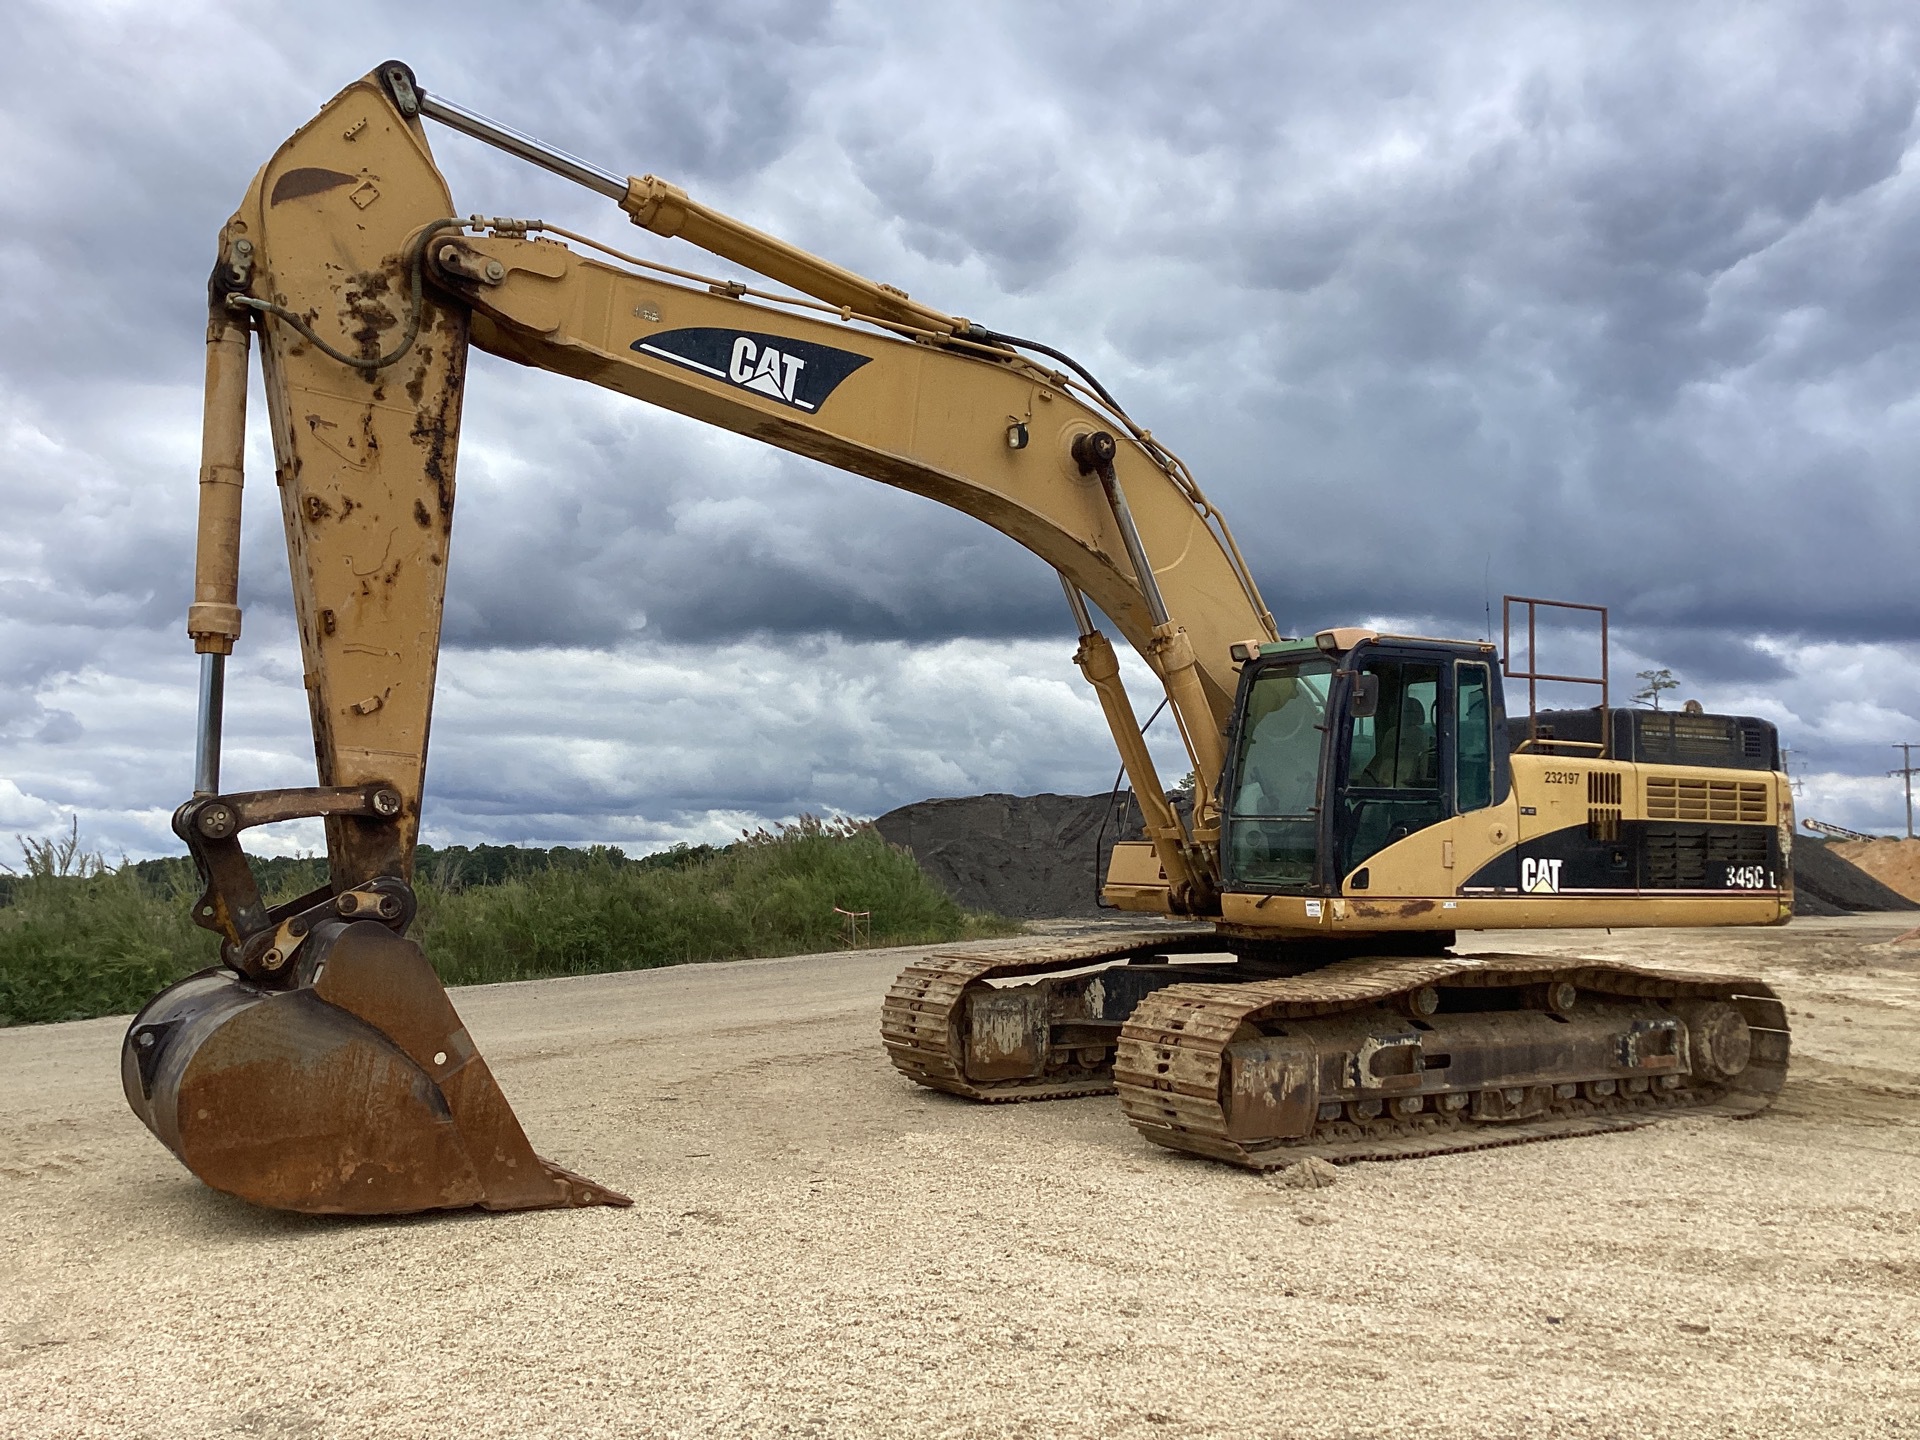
[{"xmin": 3, "ymin": 917, "xmax": 1917, "ymax": 1439}]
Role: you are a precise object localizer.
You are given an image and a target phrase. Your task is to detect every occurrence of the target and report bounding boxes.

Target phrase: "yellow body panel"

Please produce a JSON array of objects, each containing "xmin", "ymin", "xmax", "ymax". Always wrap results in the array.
[
  {"xmin": 1108, "ymin": 756, "xmax": 1794, "ymax": 933},
  {"xmin": 1102, "ymin": 841, "xmax": 1176, "ymax": 913},
  {"xmin": 1215, "ymin": 891, "xmax": 1787, "ymax": 937}
]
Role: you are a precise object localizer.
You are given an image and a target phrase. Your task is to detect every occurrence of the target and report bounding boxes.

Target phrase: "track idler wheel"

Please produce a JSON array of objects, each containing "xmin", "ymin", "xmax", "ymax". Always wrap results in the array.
[{"xmin": 121, "ymin": 918, "xmax": 629, "ymax": 1215}]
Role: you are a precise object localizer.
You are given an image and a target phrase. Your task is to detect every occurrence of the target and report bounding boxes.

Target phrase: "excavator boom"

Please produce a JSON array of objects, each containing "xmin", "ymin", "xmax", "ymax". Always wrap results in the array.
[{"xmin": 127, "ymin": 62, "xmax": 1273, "ymax": 1213}]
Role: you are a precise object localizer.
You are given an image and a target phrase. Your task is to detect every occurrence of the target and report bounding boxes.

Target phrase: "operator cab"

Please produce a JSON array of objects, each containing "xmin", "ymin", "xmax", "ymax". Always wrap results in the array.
[{"xmin": 1221, "ymin": 631, "xmax": 1509, "ymax": 894}]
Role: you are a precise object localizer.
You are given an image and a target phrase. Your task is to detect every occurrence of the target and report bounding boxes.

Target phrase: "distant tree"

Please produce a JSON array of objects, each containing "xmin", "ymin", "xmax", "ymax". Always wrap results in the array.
[{"xmin": 1633, "ymin": 668, "xmax": 1679, "ymax": 711}]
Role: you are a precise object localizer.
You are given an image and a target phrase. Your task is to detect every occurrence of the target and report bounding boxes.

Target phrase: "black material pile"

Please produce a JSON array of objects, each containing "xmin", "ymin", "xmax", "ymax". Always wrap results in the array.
[
  {"xmin": 1792, "ymin": 837, "xmax": 1918, "ymax": 916},
  {"xmin": 873, "ymin": 792, "xmax": 1147, "ymax": 919}
]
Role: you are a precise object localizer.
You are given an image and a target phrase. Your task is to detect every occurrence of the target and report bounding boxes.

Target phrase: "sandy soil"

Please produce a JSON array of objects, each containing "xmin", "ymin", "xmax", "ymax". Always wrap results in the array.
[
  {"xmin": 2, "ymin": 916, "xmax": 1917, "ymax": 1440},
  {"xmin": 1833, "ymin": 837, "xmax": 1920, "ymax": 906}
]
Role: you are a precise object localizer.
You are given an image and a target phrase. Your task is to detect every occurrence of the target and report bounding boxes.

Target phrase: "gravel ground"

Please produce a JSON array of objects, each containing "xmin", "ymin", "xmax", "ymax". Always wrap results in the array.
[{"xmin": 3, "ymin": 916, "xmax": 1917, "ymax": 1440}]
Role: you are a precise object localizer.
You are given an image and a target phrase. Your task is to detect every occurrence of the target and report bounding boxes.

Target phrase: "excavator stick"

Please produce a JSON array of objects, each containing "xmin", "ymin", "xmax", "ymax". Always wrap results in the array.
[{"xmin": 119, "ymin": 69, "xmax": 629, "ymax": 1215}]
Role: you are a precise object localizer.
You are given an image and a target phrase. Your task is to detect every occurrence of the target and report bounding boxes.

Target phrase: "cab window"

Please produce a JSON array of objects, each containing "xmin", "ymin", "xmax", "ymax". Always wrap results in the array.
[
  {"xmin": 1349, "ymin": 665, "xmax": 1439, "ymax": 791},
  {"xmin": 1225, "ymin": 659, "xmax": 1333, "ymax": 887},
  {"xmin": 1339, "ymin": 660, "xmax": 1441, "ymax": 875},
  {"xmin": 1455, "ymin": 661, "xmax": 1493, "ymax": 812}
]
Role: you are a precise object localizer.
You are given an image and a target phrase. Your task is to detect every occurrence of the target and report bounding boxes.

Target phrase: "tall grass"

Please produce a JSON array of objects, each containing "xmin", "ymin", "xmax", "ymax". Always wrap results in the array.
[
  {"xmin": 415, "ymin": 817, "xmax": 1012, "ymax": 985},
  {"xmin": 0, "ymin": 818, "xmax": 1014, "ymax": 1025},
  {"xmin": 0, "ymin": 853, "xmax": 213, "ymax": 1026}
]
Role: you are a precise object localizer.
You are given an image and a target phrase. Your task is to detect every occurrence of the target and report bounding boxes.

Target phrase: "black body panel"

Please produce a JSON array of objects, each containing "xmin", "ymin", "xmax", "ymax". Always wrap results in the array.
[
  {"xmin": 1514, "ymin": 707, "xmax": 1779, "ymax": 772},
  {"xmin": 1462, "ymin": 820, "xmax": 1781, "ymax": 895}
]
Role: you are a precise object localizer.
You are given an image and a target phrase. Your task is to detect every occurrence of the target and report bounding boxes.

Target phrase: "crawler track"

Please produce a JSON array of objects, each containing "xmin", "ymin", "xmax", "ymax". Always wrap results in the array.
[
  {"xmin": 1113, "ymin": 953, "xmax": 1789, "ymax": 1170},
  {"xmin": 883, "ymin": 936, "xmax": 1790, "ymax": 1172},
  {"xmin": 880, "ymin": 930, "xmax": 1225, "ymax": 1101}
]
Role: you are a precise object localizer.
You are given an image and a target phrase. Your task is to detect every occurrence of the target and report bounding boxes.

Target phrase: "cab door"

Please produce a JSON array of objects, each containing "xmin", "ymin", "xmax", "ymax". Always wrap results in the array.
[
  {"xmin": 1334, "ymin": 655, "xmax": 1444, "ymax": 878},
  {"xmin": 1334, "ymin": 647, "xmax": 1516, "ymax": 891},
  {"xmin": 1448, "ymin": 656, "xmax": 1520, "ymax": 891}
]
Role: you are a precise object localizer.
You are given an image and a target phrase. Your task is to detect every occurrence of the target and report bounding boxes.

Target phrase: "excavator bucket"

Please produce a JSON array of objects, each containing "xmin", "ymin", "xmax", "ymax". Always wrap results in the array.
[{"xmin": 122, "ymin": 918, "xmax": 629, "ymax": 1215}]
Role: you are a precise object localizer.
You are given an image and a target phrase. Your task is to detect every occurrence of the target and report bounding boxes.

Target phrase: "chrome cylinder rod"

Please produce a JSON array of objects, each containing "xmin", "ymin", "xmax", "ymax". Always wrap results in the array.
[
  {"xmin": 1097, "ymin": 470, "xmax": 1170, "ymax": 628},
  {"xmin": 1071, "ymin": 431, "xmax": 1171, "ymax": 628},
  {"xmin": 1059, "ymin": 573, "xmax": 1097, "ymax": 638},
  {"xmin": 416, "ymin": 89, "xmax": 628, "ymax": 201},
  {"xmin": 194, "ymin": 652, "xmax": 226, "ymax": 796}
]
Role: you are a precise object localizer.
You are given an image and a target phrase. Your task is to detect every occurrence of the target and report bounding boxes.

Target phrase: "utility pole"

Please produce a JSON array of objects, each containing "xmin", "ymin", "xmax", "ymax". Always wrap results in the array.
[
  {"xmin": 1781, "ymin": 745, "xmax": 1806, "ymax": 797},
  {"xmin": 1892, "ymin": 743, "xmax": 1920, "ymax": 840}
]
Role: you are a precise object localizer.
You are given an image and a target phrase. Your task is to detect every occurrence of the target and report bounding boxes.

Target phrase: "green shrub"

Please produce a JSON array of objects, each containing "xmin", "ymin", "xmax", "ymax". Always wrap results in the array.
[
  {"xmin": 414, "ymin": 817, "xmax": 1013, "ymax": 985},
  {"xmin": 0, "ymin": 847, "xmax": 215, "ymax": 1025},
  {"xmin": 0, "ymin": 819, "xmax": 1015, "ymax": 1023}
]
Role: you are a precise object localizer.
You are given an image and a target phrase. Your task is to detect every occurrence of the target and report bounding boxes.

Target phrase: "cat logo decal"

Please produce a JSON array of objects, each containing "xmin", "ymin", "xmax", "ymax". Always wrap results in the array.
[{"xmin": 633, "ymin": 328, "xmax": 871, "ymax": 412}]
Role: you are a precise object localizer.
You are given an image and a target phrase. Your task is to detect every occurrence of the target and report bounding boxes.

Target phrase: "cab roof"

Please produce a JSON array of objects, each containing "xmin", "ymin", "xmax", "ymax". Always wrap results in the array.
[{"xmin": 1240, "ymin": 629, "xmax": 1498, "ymax": 662}]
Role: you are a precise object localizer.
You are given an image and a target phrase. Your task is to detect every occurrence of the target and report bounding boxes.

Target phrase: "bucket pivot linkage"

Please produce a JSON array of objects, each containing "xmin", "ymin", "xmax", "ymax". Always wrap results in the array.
[{"xmin": 122, "ymin": 784, "xmax": 630, "ymax": 1215}]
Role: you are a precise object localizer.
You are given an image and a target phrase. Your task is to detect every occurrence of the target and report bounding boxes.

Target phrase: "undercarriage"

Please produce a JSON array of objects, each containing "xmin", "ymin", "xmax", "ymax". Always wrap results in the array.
[{"xmin": 882, "ymin": 934, "xmax": 1788, "ymax": 1170}]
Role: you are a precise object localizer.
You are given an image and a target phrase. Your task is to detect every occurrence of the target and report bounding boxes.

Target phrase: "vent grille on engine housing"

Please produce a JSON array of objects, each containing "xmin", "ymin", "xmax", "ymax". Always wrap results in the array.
[
  {"xmin": 1644, "ymin": 825, "xmax": 1769, "ymax": 888},
  {"xmin": 1587, "ymin": 769, "xmax": 1623, "ymax": 841},
  {"xmin": 1644, "ymin": 776, "xmax": 1769, "ymax": 824}
]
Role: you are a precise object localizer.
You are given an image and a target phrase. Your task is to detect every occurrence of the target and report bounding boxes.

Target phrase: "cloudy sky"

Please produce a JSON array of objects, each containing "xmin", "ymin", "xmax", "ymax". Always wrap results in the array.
[{"xmin": 5, "ymin": 0, "xmax": 1920, "ymax": 862}]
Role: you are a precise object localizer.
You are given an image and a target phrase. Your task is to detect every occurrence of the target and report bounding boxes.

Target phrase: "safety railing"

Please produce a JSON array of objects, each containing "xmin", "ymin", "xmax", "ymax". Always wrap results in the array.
[{"xmin": 1502, "ymin": 595, "xmax": 1610, "ymax": 755}]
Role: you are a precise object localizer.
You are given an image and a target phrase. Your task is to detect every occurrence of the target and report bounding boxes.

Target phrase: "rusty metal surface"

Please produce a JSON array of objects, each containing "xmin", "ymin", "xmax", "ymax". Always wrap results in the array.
[
  {"xmin": 122, "ymin": 921, "xmax": 628, "ymax": 1214},
  {"xmin": 175, "ymin": 786, "xmax": 408, "ymax": 968},
  {"xmin": 1112, "ymin": 953, "xmax": 1789, "ymax": 1171}
]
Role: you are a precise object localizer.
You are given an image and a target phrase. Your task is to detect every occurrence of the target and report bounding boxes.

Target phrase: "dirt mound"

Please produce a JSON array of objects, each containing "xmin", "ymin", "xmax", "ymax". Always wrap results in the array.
[
  {"xmin": 1793, "ymin": 838, "xmax": 1918, "ymax": 915},
  {"xmin": 873, "ymin": 792, "xmax": 1147, "ymax": 918},
  {"xmin": 1830, "ymin": 836, "xmax": 1920, "ymax": 904}
]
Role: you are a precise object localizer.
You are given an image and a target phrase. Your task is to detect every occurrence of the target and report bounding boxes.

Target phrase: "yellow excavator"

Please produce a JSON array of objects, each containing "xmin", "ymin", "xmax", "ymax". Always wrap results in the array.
[{"xmin": 123, "ymin": 63, "xmax": 1791, "ymax": 1214}]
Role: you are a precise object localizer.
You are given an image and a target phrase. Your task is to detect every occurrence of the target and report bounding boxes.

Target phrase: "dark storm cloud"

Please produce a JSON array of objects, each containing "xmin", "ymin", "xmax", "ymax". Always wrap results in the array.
[
  {"xmin": 837, "ymin": 108, "xmax": 1085, "ymax": 294},
  {"xmin": 1624, "ymin": 628, "xmax": 1793, "ymax": 687},
  {"xmin": 7, "ymin": 0, "xmax": 1920, "ymax": 852},
  {"xmin": 434, "ymin": 367, "xmax": 1067, "ymax": 648},
  {"xmin": 929, "ymin": 6, "xmax": 1920, "ymax": 653},
  {"xmin": 562, "ymin": 0, "xmax": 829, "ymax": 181}
]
